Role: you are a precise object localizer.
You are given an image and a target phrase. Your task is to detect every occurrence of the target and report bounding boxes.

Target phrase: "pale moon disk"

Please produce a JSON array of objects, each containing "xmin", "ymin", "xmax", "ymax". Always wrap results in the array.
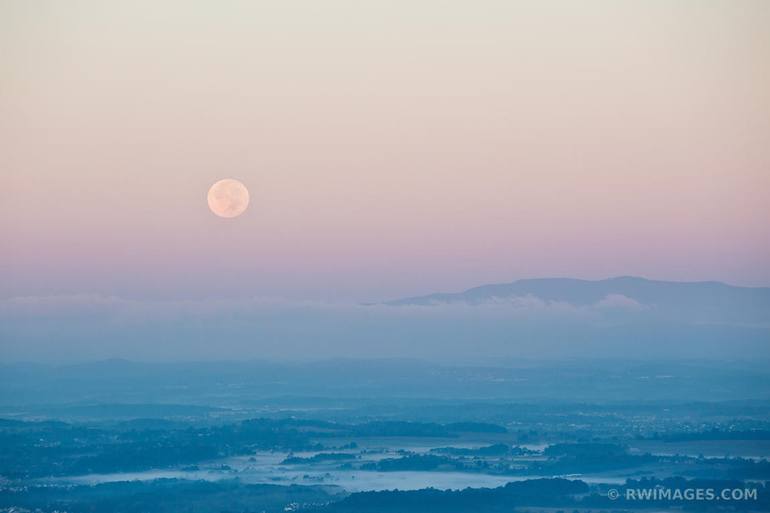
[{"xmin": 207, "ymin": 179, "xmax": 250, "ymax": 218}]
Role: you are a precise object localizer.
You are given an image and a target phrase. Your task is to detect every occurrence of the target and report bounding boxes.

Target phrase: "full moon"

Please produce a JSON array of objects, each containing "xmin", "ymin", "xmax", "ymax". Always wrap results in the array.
[{"xmin": 207, "ymin": 179, "xmax": 250, "ymax": 218}]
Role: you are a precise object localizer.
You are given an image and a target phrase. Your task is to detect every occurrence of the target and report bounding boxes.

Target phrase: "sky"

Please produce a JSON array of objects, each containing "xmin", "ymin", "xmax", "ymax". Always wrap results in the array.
[{"xmin": 2, "ymin": 0, "xmax": 769, "ymax": 307}]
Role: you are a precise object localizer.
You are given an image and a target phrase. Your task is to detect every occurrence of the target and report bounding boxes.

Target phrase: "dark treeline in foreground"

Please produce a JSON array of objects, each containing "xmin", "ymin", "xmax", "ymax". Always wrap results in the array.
[
  {"xmin": 0, "ymin": 479, "xmax": 337, "ymax": 513},
  {"xmin": 321, "ymin": 478, "xmax": 770, "ymax": 513},
  {"xmin": 2, "ymin": 477, "xmax": 768, "ymax": 513}
]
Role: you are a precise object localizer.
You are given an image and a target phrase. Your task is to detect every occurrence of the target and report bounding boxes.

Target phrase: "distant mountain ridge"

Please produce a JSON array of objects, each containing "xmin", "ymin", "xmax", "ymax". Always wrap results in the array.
[{"xmin": 386, "ymin": 276, "xmax": 770, "ymax": 323}]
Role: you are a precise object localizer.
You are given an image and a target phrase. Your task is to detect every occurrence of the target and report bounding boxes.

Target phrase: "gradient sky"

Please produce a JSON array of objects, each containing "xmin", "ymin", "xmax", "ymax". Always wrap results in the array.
[{"xmin": 2, "ymin": 0, "xmax": 769, "ymax": 302}]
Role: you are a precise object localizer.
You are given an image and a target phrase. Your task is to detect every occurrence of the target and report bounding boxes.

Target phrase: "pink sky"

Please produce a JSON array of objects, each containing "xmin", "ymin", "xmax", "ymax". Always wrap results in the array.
[{"xmin": 2, "ymin": 1, "xmax": 769, "ymax": 301}]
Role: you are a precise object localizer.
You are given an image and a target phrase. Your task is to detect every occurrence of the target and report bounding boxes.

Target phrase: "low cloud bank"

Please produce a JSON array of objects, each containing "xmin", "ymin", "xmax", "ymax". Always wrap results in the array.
[{"xmin": 0, "ymin": 293, "xmax": 767, "ymax": 363}]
